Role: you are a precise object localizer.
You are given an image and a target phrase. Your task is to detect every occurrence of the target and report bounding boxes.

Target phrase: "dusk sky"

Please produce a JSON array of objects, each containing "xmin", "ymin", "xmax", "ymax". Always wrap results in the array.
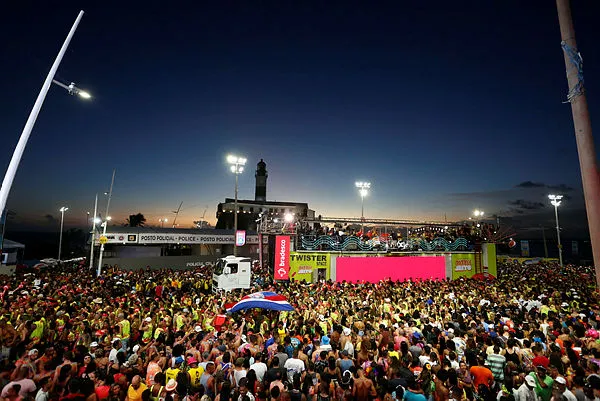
[{"xmin": 1, "ymin": 1, "xmax": 599, "ymax": 232}]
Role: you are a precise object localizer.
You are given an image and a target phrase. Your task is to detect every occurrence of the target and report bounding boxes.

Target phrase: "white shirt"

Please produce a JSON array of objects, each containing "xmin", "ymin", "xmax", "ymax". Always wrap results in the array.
[
  {"xmin": 35, "ymin": 389, "xmax": 49, "ymax": 401},
  {"xmin": 284, "ymin": 358, "xmax": 305, "ymax": 383},
  {"xmin": 561, "ymin": 389, "xmax": 578, "ymax": 401},
  {"xmin": 249, "ymin": 362, "xmax": 268, "ymax": 382},
  {"xmin": 2, "ymin": 379, "xmax": 36, "ymax": 397},
  {"xmin": 108, "ymin": 348, "xmax": 119, "ymax": 364},
  {"xmin": 344, "ymin": 341, "xmax": 355, "ymax": 357},
  {"xmin": 515, "ymin": 383, "xmax": 539, "ymax": 401}
]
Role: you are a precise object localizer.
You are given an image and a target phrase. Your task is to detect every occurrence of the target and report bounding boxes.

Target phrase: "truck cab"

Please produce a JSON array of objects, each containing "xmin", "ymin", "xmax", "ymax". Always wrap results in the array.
[{"xmin": 212, "ymin": 255, "xmax": 252, "ymax": 292}]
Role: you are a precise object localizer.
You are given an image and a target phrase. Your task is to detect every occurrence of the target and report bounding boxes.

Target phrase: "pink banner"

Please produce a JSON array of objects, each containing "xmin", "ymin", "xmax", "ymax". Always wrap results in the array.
[
  {"xmin": 274, "ymin": 236, "xmax": 290, "ymax": 280},
  {"xmin": 336, "ymin": 256, "xmax": 446, "ymax": 283}
]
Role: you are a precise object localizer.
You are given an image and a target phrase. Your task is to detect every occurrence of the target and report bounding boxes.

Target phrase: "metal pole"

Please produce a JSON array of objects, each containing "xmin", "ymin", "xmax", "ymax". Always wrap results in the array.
[
  {"xmin": 360, "ymin": 194, "xmax": 364, "ymax": 235},
  {"xmin": 0, "ymin": 11, "xmax": 84, "ymax": 217},
  {"xmin": 541, "ymin": 226, "xmax": 549, "ymax": 258},
  {"xmin": 258, "ymin": 215, "xmax": 263, "ymax": 270},
  {"xmin": 556, "ymin": 0, "xmax": 600, "ymax": 283},
  {"xmin": 97, "ymin": 222, "xmax": 107, "ymax": 277},
  {"xmin": 97, "ymin": 170, "xmax": 115, "ymax": 277},
  {"xmin": 58, "ymin": 209, "xmax": 65, "ymax": 260},
  {"xmin": 105, "ymin": 169, "xmax": 115, "ymax": 218},
  {"xmin": 89, "ymin": 194, "xmax": 97, "ymax": 270},
  {"xmin": 554, "ymin": 204, "xmax": 564, "ymax": 267},
  {"xmin": 0, "ymin": 210, "xmax": 7, "ymax": 265},
  {"xmin": 234, "ymin": 171, "xmax": 238, "ymax": 256}
]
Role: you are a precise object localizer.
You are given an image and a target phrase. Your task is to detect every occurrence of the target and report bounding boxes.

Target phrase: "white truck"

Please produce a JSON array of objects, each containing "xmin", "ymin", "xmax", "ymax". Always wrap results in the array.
[{"xmin": 212, "ymin": 255, "xmax": 252, "ymax": 292}]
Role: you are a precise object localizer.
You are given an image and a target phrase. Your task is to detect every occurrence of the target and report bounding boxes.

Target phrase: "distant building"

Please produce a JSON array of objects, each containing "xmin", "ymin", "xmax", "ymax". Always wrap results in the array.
[
  {"xmin": 215, "ymin": 159, "xmax": 315, "ymax": 231},
  {"xmin": 255, "ymin": 159, "xmax": 268, "ymax": 202},
  {"xmin": 1, "ymin": 239, "xmax": 24, "ymax": 266}
]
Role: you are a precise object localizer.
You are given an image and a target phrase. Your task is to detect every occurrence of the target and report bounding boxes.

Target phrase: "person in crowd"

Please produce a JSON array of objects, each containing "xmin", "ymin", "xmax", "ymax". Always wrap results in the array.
[{"xmin": 0, "ymin": 259, "xmax": 599, "ymax": 401}]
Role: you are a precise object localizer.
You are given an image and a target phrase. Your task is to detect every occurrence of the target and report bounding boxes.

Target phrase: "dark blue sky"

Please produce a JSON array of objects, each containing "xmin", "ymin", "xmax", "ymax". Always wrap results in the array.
[{"xmin": 1, "ymin": 1, "xmax": 599, "ymax": 230}]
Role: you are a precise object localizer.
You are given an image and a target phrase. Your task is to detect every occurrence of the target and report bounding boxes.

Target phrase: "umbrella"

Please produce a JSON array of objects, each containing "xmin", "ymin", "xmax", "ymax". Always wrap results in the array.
[{"xmin": 225, "ymin": 291, "xmax": 294, "ymax": 313}]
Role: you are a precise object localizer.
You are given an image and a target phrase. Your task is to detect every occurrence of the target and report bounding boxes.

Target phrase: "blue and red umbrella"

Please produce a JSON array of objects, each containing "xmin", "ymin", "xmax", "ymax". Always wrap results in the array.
[{"xmin": 225, "ymin": 291, "xmax": 294, "ymax": 313}]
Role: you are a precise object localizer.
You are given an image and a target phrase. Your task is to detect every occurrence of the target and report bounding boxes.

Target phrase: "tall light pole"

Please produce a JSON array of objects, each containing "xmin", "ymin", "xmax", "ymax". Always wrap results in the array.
[
  {"xmin": 355, "ymin": 181, "xmax": 371, "ymax": 235},
  {"xmin": 89, "ymin": 194, "xmax": 99, "ymax": 270},
  {"xmin": 58, "ymin": 207, "xmax": 69, "ymax": 260},
  {"xmin": 556, "ymin": 0, "xmax": 600, "ymax": 286},
  {"xmin": 227, "ymin": 155, "xmax": 246, "ymax": 256},
  {"xmin": 0, "ymin": 11, "xmax": 85, "ymax": 223},
  {"xmin": 96, "ymin": 216, "xmax": 111, "ymax": 277},
  {"xmin": 159, "ymin": 218, "xmax": 168, "ymax": 228},
  {"xmin": 96, "ymin": 170, "xmax": 116, "ymax": 277},
  {"xmin": 473, "ymin": 210, "xmax": 484, "ymax": 232},
  {"xmin": 549, "ymin": 194, "xmax": 564, "ymax": 267}
]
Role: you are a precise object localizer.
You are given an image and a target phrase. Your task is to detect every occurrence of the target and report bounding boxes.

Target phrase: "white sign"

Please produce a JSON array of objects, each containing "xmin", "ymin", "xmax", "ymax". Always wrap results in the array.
[
  {"xmin": 96, "ymin": 233, "xmax": 260, "ymax": 245},
  {"xmin": 236, "ymin": 230, "xmax": 246, "ymax": 246}
]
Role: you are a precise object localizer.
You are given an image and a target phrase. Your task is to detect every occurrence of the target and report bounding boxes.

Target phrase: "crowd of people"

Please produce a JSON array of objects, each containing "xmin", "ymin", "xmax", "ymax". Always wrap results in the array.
[
  {"xmin": 298, "ymin": 222, "xmax": 493, "ymax": 251},
  {"xmin": 0, "ymin": 260, "xmax": 599, "ymax": 401}
]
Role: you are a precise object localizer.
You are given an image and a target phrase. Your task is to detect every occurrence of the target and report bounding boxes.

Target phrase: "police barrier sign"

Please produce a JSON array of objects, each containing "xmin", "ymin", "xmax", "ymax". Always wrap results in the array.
[{"xmin": 96, "ymin": 233, "xmax": 259, "ymax": 245}]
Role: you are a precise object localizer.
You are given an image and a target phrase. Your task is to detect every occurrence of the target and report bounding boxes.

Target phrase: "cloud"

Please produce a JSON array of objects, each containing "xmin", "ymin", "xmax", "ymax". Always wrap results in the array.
[
  {"xmin": 514, "ymin": 181, "xmax": 574, "ymax": 192},
  {"xmin": 515, "ymin": 181, "xmax": 545, "ymax": 188},
  {"xmin": 43, "ymin": 214, "xmax": 58, "ymax": 225},
  {"xmin": 547, "ymin": 184, "xmax": 574, "ymax": 192},
  {"xmin": 508, "ymin": 199, "xmax": 545, "ymax": 211}
]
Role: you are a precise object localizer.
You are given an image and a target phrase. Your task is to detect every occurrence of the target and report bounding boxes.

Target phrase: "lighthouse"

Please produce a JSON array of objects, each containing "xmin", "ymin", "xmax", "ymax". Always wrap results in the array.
[{"xmin": 255, "ymin": 159, "xmax": 268, "ymax": 201}]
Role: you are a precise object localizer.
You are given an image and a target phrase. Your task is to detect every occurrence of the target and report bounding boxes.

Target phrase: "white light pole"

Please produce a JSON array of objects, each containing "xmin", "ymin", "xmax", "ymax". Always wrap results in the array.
[
  {"xmin": 355, "ymin": 181, "xmax": 371, "ymax": 235},
  {"xmin": 89, "ymin": 194, "xmax": 99, "ymax": 270},
  {"xmin": 473, "ymin": 209, "xmax": 484, "ymax": 232},
  {"xmin": 96, "ymin": 216, "xmax": 111, "ymax": 277},
  {"xmin": 0, "ymin": 11, "xmax": 85, "ymax": 222},
  {"xmin": 549, "ymin": 194, "xmax": 564, "ymax": 267},
  {"xmin": 96, "ymin": 170, "xmax": 115, "ymax": 277},
  {"xmin": 227, "ymin": 154, "xmax": 246, "ymax": 256},
  {"xmin": 58, "ymin": 207, "xmax": 68, "ymax": 260}
]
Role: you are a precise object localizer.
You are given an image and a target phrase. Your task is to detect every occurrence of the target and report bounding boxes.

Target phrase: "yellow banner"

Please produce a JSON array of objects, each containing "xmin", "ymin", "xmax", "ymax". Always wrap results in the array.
[{"xmin": 289, "ymin": 252, "xmax": 330, "ymax": 282}]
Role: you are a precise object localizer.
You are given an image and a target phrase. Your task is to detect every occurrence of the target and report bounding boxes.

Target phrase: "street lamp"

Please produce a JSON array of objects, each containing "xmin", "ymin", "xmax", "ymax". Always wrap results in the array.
[
  {"xmin": 355, "ymin": 181, "xmax": 371, "ymax": 235},
  {"xmin": 58, "ymin": 207, "xmax": 68, "ymax": 260},
  {"xmin": 0, "ymin": 11, "xmax": 85, "ymax": 223},
  {"xmin": 159, "ymin": 218, "xmax": 168, "ymax": 228},
  {"xmin": 473, "ymin": 210, "xmax": 484, "ymax": 218},
  {"xmin": 227, "ymin": 154, "xmax": 246, "ymax": 256},
  {"xmin": 51, "ymin": 80, "xmax": 91, "ymax": 99},
  {"xmin": 549, "ymin": 194, "xmax": 564, "ymax": 267}
]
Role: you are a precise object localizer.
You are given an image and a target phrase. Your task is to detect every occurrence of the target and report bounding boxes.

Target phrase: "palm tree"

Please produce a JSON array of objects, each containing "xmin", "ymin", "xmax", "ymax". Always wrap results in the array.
[{"xmin": 125, "ymin": 213, "xmax": 146, "ymax": 227}]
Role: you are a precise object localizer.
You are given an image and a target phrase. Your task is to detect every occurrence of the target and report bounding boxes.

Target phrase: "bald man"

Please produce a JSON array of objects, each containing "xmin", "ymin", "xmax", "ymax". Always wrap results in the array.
[{"xmin": 125, "ymin": 375, "xmax": 147, "ymax": 401}]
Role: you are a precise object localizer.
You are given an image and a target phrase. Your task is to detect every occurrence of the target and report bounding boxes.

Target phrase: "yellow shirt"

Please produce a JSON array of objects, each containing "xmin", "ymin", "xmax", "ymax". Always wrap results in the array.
[
  {"xmin": 189, "ymin": 367, "xmax": 204, "ymax": 388},
  {"xmin": 165, "ymin": 367, "xmax": 180, "ymax": 383},
  {"xmin": 127, "ymin": 383, "xmax": 147, "ymax": 401}
]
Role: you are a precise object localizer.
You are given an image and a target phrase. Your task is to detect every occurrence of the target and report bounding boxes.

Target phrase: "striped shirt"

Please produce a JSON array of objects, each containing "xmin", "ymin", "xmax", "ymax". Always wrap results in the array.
[{"xmin": 486, "ymin": 353, "xmax": 506, "ymax": 381}]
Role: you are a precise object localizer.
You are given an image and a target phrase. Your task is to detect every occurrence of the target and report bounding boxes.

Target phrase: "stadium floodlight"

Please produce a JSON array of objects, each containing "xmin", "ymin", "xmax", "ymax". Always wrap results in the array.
[
  {"xmin": 548, "ymin": 194, "xmax": 564, "ymax": 267},
  {"xmin": 355, "ymin": 181, "xmax": 371, "ymax": 234},
  {"xmin": 227, "ymin": 154, "xmax": 247, "ymax": 256}
]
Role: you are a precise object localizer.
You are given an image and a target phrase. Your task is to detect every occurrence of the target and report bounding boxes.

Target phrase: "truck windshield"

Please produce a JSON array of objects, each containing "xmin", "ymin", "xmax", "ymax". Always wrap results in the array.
[{"xmin": 214, "ymin": 260, "xmax": 225, "ymax": 275}]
